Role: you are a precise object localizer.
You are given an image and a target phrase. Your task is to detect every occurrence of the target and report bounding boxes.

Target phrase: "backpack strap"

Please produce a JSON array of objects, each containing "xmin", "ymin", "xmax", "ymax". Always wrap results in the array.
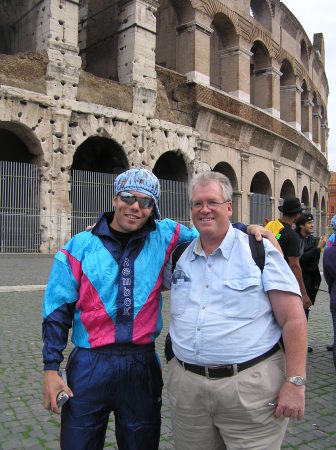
[
  {"xmin": 248, "ymin": 234, "xmax": 265, "ymax": 272},
  {"xmin": 171, "ymin": 241, "xmax": 191, "ymax": 272}
]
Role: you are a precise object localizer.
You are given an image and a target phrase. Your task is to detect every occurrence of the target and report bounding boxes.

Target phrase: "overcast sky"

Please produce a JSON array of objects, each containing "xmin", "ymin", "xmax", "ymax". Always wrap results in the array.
[{"xmin": 281, "ymin": 0, "xmax": 336, "ymax": 171}]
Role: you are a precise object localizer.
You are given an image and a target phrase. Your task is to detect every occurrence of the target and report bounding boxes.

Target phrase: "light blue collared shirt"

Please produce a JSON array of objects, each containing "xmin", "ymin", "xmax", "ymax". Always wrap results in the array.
[{"xmin": 167, "ymin": 224, "xmax": 301, "ymax": 365}]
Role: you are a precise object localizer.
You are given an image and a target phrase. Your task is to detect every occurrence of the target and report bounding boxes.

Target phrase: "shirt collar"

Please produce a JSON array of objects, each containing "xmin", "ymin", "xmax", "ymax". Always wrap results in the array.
[{"xmin": 192, "ymin": 223, "xmax": 234, "ymax": 259}]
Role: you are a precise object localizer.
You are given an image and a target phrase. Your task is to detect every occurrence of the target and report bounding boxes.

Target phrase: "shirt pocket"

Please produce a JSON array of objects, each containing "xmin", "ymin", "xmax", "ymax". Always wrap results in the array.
[
  {"xmin": 170, "ymin": 270, "xmax": 191, "ymax": 316},
  {"xmin": 220, "ymin": 276, "xmax": 261, "ymax": 319}
]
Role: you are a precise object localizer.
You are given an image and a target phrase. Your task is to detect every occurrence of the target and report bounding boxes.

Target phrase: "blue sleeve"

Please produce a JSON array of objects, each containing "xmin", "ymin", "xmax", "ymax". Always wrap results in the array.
[
  {"xmin": 177, "ymin": 224, "xmax": 198, "ymax": 244},
  {"xmin": 232, "ymin": 222, "xmax": 247, "ymax": 234}
]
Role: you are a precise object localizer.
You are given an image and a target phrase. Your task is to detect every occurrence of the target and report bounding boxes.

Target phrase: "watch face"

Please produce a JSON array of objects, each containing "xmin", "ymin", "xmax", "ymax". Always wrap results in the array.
[
  {"xmin": 294, "ymin": 377, "xmax": 305, "ymax": 386},
  {"xmin": 286, "ymin": 376, "xmax": 305, "ymax": 386}
]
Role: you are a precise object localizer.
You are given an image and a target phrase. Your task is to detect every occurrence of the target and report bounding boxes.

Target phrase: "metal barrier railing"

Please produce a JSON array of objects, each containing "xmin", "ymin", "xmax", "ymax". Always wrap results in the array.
[{"xmin": 1, "ymin": 164, "xmax": 190, "ymax": 253}]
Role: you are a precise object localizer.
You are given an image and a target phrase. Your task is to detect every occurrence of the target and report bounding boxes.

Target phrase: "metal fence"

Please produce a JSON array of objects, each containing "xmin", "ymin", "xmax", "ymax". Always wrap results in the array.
[
  {"xmin": 0, "ymin": 164, "xmax": 190, "ymax": 253},
  {"xmin": 249, "ymin": 192, "xmax": 271, "ymax": 225},
  {"xmin": 70, "ymin": 170, "xmax": 190, "ymax": 235},
  {"xmin": 71, "ymin": 169, "xmax": 116, "ymax": 236},
  {"xmin": 0, "ymin": 161, "xmax": 40, "ymax": 253}
]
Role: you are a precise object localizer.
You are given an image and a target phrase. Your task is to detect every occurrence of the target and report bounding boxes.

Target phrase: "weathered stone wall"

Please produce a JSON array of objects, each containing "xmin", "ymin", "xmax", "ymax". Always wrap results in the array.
[{"xmin": 0, "ymin": 0, "xmax": 330, "ymax": 252}]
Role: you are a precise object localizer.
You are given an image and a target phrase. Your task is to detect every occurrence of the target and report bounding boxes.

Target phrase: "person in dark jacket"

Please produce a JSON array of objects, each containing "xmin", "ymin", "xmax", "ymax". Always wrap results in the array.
[
  {"xmin": 322, "ymin": 243, "xmax": 336, "ymax": 372},
  {"xmin": 277, "ymin": 198, "xmax": 311, "ymax": 311},
  {"xmin": 295, "ymin": 213, "xmax": 327, "ymax": 317},
  {"xmin": 295, "ymin": 213, "xmax": 327, "ymax": 352}
]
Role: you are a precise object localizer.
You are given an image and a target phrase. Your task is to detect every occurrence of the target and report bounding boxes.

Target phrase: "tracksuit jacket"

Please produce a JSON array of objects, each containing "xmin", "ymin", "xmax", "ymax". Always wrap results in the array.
[{"xmin": 42, "ymin": 213, "xmax": 199, "ymax": 370}]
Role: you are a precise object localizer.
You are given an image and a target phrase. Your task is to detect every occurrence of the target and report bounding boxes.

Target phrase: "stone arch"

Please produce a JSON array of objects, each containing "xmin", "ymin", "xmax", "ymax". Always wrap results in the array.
[
  {"xmin": 250, "ymin": 0, "xmax": 273, "ymax": 31},
  {"xmin": 313, "ymin": 191, "xmax": 319, "ymax": 209},
  {"xmin": 0, "ymin": 122, "xmax": 42, "ymax": 253},
  {"xmin": 72, "ymin": 136, "xmax": 128, "ymax": 174},
  {"xmin": 280, "ymin": 59, "xmax": 296, "ymax": 124},
  {"xmin": 280, "ymin": 179, "xmax": 296, "ymax": 198},
  {"xmin": 250, "ymin": 171, "xmax": 272, "ymax": 195},
  {"xmin": 250, "ymin": 40, "xmax": 272, "ymax": 109},
  {"xmin": 193, "ymin": 0, "xmax": 239, "ymax": 33},
  {"xmin": 153, "ymin": 150, "xmax": 188, "ymax": 182},
  {"xmin": 213, "ymin": 161, "xmax": 238, "ymax": 222},
  {"xmin": 213, "ymin": 162, "xmax": 238, "ymax": 190},
  {"xmin": 312, "ymin": 191, "xmax": 319, "ymax": 234},
  {"xmin": 249, "ymin": 171, "xmax": 272, "ymax": 224},
  {"xmin": 0, "ymin": 121, "xmax": 42, "ymax": 164},
  {"xmin": 210, "ymin": 13, "xmax": 239, "ymax": 90},
  {"xmin": 321, "ymin": 196, "xmax": 326, "ymax": 213},
  {"xmin": 153, "ymin": 150, "xmax": 189, "ymax": 223},
  {"xmin": 301, "ymin": 186, "xmax": 309, "ymax": 207}
]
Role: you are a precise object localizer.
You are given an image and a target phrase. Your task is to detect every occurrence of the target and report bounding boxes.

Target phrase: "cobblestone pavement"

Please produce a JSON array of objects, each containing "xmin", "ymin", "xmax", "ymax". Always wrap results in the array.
[{"xmin": 0, "ymin": 255, "xmax": 335, "ymax": 449}]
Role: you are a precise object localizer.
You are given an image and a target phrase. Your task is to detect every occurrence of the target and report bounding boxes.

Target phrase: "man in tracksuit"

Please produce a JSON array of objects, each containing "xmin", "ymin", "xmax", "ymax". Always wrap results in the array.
[{"xmin": 42, "ymin": 168, "xmax": 269, "ymax": 450}]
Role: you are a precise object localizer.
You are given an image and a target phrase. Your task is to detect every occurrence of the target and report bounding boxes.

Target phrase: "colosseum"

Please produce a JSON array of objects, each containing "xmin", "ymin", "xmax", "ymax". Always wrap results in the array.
[{"xmin": 0, "ymin": 0, "xmax": 330, "ymax": 253}]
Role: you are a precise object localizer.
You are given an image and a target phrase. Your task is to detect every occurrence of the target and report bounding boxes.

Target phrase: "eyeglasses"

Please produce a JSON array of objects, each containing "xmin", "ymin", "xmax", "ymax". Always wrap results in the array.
[
  {"xmin": 119, "ymin": 192, "xmax": 154, "ymax": 209},
  {"xmin": 190, "ymin": 200, "xmax": 229, "ymax": 210}
]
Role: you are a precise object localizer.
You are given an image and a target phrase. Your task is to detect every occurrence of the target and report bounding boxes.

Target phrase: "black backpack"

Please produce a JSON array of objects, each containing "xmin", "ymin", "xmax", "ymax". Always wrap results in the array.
[{"xmin": 165, "ymin": 235, "xmax": 265, "ymax": 362}]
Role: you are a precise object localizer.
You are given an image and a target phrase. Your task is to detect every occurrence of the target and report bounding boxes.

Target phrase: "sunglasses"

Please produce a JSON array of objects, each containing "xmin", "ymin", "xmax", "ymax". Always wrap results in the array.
[{"xmin": 119, "ymin": 192, "xmax": 154, "ymax": 209}]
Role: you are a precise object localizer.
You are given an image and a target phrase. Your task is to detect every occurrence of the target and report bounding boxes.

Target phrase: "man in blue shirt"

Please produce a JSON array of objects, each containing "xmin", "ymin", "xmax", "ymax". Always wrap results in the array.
[{"xmin": 165, "ymin": 172, "xmax": 307, "ymax": 450}]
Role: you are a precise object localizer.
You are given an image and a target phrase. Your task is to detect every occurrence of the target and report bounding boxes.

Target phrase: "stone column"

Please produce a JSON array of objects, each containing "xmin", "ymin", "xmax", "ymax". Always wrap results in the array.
[
  {"xmin": 240, "ymin": 152, "xmax": 250, "ymax": 224},
  {"xmin": 219, "ymin": 45, "xmax": 252, "ymax": 102},
  {"xmin": 320, "ymin": 123, "xmax": 328, "ymax": 154},
  {"xmin": 312, "ymin": 105, "xmax": 321, "ymax": 150},
  {"xmin": 273, "ymin": 161, "xmax": 281, "ymax": 217},
  {"xmin": 280, "ymin": 81, "xmax": 302, "ymax": 130},
  {"xmin": 37, "ymin": 0, "xmax": 81, "ymax": 102},
  {"xmin": 34, "ymin": 0, "xmax": 81, "ymax": 252},
  {"xmin": 117, "ymin": 0, "xmax": 159, "ymax": 117},
  {"xmin": 232, "ymin": 191, "xmax": 242, "ymax": 224},
  {"xmin": 301, "ymin": 95, "xmax": 313, "ymax": 140},
  {"xmin": 192, "ymin": 139, "xmax": 211, "ymax": 176},
  {"xmin": 254, "ymin": 64, "xmax": 281, "ymax": 117},
  {"xmin": 176, "ymin": 20, "xmax": 213, "ymax": 85}
]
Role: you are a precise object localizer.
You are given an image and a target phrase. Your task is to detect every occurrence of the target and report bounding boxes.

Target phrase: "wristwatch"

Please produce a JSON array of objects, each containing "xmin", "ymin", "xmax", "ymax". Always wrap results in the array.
[{"xmin": 285, "ymin": 375, "xmax": 306, "ymax": 386}]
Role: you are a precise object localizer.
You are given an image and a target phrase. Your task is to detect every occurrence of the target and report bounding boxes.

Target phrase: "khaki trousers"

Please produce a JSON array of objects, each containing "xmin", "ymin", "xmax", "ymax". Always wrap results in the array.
[{"xmin": 167, "ymin": 351, "xmax": 288, "ymax": 450}]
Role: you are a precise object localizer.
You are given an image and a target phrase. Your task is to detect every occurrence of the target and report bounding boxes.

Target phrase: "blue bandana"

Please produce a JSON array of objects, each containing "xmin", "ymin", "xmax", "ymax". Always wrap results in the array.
[{"xmin": 114, "ymin": 168, "xmax": 161, "ymax": 219}]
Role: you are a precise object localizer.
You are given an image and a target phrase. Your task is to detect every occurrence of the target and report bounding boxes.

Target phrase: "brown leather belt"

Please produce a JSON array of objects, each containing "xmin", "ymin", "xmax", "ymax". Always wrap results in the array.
[{"xmin": 176, "ymin": 342, "xmax": 280, "ymax": 379}]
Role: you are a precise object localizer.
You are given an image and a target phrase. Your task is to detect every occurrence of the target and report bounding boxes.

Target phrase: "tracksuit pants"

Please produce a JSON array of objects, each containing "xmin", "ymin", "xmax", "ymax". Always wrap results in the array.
[{"xmin": 60, "ymin": 343, "xmax": 162, "ymax": 450}]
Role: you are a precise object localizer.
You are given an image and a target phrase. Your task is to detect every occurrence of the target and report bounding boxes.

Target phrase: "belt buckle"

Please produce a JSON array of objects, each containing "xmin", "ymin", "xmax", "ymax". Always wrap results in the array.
[
  {"xmin": 204, "ymin": 364, "xmax": 237, "ymax": 379},
  {"xmin": 204, "ymin": 364, "xmax": 223, "ymax": 379}
]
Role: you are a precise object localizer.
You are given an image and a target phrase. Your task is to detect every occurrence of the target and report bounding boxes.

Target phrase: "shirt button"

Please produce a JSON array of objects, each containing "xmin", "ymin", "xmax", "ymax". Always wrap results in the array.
[
  {"xmin": 196, "ymin": 351, "xmax": 200, "ymax": 355},
  {"xmin": 202, "ymin": 306, "xmax": 205, "ymax": 310},
  {"xmin": 197, "ymin": 326, "xmax": 200, "ymax": 331},
  {"xmin": 208, "ymin": 264, "xmax": 211, "ymax": 268},
  {"xmin": 205, "ymin": 284, "xmax": 209, "ymax": 288}
]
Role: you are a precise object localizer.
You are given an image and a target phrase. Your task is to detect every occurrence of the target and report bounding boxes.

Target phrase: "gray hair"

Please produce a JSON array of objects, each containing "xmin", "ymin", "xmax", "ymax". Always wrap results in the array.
[{"xmin": 188, "ymin": 172, "xmax": 233, "ymax": 201}]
